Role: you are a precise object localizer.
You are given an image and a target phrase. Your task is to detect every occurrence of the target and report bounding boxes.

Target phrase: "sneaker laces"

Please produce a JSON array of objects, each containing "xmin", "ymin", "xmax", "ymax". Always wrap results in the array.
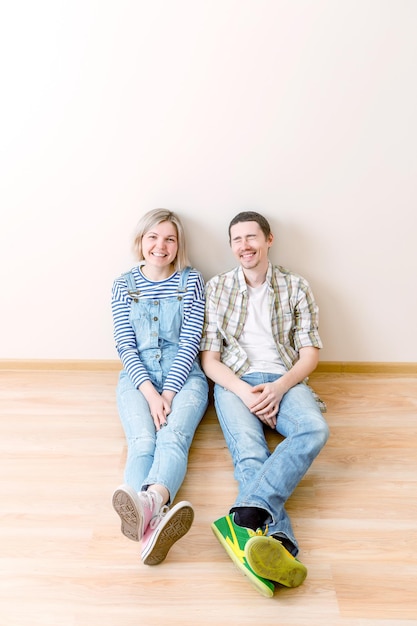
[
  {"xmin": 149, "ymin": 504, "xmax": 169, "ymax": 530},
  {"xmin": 141, "ymin": 489, "xmax": 163, "ymax": 511},
  {"xmin": 249, "ymin": 525, "xmax": 269, "ymax": 537}
]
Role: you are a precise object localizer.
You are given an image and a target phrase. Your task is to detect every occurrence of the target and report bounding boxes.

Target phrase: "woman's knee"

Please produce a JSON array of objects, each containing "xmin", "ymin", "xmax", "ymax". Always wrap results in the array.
[
  {"xmin": 157, "ymin": 423, "xmax": 192, "ymax": 451},
  {"xmin": 127, "ymin": 433, "xmax": 155, "ymax": 456}
]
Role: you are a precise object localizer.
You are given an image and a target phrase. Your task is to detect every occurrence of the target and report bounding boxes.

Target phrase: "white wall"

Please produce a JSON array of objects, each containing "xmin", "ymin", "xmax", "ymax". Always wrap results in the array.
[{"xmin": 1, "ymin": 0, "xmax": 416, "ymax": 363}]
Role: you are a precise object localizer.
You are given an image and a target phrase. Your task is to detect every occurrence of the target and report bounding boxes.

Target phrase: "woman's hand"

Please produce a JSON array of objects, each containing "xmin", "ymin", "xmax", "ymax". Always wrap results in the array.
[
  {"xmin": 147, "ymin": 393, "xmax": 171, "ymax": 430},
  {"xmin": 139, "ymin": 381, "xmax": 173, "ymax": 430}
]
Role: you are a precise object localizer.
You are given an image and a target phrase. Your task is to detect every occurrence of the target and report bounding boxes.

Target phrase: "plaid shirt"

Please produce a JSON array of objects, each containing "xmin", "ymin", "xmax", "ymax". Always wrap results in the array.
[{"xmin": 201, "ymin": 262, "xmax": 323, "ymax": 378}]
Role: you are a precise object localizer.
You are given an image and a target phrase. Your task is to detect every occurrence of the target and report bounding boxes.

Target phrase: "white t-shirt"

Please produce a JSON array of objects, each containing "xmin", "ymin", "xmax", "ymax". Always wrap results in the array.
[{"xmin": 239, "ymin": 282, "xmax": 287, "ymax": 375}]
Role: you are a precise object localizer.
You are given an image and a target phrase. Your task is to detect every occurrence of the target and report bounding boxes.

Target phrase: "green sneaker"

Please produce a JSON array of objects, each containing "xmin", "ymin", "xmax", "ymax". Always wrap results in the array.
[
  {"xmin": 211, "ymin": 514, "xmax": 275, "ymax": 598},
  {"xmin": 245, "ymin": 535, "xmax": 307, "ymax": 588}
]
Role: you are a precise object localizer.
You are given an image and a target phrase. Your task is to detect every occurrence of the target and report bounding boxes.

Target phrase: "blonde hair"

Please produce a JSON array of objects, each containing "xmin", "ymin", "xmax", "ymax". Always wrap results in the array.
[{"xmin": 133, "ymin": 209, "xmax": 190, "ymax": 271}]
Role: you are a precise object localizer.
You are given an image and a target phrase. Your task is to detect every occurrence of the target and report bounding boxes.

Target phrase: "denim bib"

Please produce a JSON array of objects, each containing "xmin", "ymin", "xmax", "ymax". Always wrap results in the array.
[{"xmin": 122, "ymin": 266, "xmax": 191, "ymax": 384}]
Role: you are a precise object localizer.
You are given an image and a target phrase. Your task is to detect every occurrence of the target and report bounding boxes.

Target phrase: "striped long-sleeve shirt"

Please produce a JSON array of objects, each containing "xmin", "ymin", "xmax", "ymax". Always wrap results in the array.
[{"xmin": 112, "ymin": 265, "xmax": 206, "ymax": 392}]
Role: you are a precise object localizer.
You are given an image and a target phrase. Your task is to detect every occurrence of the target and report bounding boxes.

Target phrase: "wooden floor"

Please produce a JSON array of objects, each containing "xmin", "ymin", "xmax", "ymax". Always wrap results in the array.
[{"xmin": 1, "ymin": 369, "xmax": 416, "ymax": 625}]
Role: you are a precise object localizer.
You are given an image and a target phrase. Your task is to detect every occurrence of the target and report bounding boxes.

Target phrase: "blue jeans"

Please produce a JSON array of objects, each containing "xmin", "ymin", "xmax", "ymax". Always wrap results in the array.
[
  {"xmin": 214, "ymin": 372, "xmax": 329, "ymax": 555},
  {"xmin": 117, "ymin": 359, "xmax": 208, "ymax": 503}
]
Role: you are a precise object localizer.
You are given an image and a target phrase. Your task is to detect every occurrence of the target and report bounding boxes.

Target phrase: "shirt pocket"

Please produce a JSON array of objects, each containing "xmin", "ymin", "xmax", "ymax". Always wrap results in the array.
[{"xmin": 276, "ymin": 312, "xmax": 296, "ymax": 348}]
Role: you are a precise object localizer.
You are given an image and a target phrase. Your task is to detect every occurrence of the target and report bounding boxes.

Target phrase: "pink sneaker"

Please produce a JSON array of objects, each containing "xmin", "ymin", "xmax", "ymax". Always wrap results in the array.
[
  {"xmin": 112, "ymin": 484, "xmax": 163, "ymax": 542},
  {"xmin": 141, "ymin": 501, "xmax": 194, "ymax": 565}
]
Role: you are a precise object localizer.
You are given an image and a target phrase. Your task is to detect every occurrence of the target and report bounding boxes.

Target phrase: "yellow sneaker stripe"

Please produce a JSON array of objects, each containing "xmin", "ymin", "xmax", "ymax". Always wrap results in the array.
[{"xmin": 225, "ymin": 516, "xmax": 246, "ymax": 560}]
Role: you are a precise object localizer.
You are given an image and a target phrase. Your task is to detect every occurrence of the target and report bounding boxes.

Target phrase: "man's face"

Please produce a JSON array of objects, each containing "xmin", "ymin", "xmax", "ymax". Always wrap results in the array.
[{"xmin": 229, "ymin": 221, "xmax": 273, "ymax": 272}]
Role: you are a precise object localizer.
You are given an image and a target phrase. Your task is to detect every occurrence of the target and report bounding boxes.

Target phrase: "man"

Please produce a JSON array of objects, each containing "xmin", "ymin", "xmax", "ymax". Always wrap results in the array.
[{"xmin": 200, "ymin": 211, "xmax": 329, "ymax": 598}]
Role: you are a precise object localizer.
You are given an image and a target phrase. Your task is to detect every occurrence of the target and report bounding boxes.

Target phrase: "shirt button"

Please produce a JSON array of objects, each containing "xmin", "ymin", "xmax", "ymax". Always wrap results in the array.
[
  {"xmin": 153, "ymin": 316, "xmax": 158, "ymax": 321},
  {"xmin": 153, "ymin": 300, "xmax": 159, "ymax": 305}
]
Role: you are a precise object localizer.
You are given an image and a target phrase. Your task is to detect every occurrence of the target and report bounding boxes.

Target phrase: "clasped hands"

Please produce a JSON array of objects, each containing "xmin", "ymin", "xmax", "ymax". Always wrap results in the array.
[{"xmin": 242, "ymin": 381, "xmax": 285, "ymax": 429}]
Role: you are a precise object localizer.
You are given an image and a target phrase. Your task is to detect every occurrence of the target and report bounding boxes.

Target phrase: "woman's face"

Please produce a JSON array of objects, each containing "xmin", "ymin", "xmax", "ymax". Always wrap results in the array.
[{"xmin": 141, "ymin": 220, "xmax": 178, "ymax": 270}]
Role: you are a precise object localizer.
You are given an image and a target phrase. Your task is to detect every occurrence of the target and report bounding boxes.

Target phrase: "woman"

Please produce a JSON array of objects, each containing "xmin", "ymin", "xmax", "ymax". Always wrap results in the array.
[{"xmin": 111, "ymin": 209, "xmax": 208, "ymax": 565}]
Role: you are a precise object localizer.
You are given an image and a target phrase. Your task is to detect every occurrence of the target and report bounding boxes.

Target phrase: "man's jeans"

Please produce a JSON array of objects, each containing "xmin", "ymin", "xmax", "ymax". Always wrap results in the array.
[{"xmin": 214, "ymin": 372, "xmax": 329, "ymax": 555}]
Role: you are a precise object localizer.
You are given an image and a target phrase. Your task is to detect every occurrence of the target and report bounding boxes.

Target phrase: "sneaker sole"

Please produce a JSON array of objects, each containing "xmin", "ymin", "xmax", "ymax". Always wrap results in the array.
[
  {"xmin": 112, "ymin": 484, "xmax": 142, "ymax": 542},
  {"xmin": 211, "ymin": 523, "xmax": 274, "ymax": 598},
  {"xmin": 245, "ymin": 536, "xmax": 307, "ymax": 588},
  {"xmin": 142, "ymin": 502, "xmax": 194, "ymax": 566}
]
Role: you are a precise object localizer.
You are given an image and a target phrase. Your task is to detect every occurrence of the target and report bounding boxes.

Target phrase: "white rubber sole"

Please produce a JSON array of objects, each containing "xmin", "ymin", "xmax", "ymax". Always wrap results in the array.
[
  {"xmin": 112, "ymin": 484, "xmax": 143, "ymax": 542},
  {"xmin": 141, "ymin": 502, "xmax": 194, "ymax": 565}
]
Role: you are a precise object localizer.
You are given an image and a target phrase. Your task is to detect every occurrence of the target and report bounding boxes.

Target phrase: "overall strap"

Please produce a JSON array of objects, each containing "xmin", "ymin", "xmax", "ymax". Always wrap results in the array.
[
  {"xmin": 177, "ymin": 266, "xmax": 191, "ymax": 319},
  {"xmin": 121, "ymin": 271, "xmax": 141, "ymax": 303},
  {"xmin": 178, "ymin": 266, "xmax": 191, "ymax": 293}
]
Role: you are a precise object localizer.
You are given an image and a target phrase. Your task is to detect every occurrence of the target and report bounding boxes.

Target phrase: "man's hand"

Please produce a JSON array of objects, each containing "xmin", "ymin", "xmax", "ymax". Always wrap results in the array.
[
  {"xmin": 249, "ymin": 381, "xmax": 286, "ymax": 429},
  {"xmin": 237, "ymin": 384, "xmax": 277, "ymax": 429}
]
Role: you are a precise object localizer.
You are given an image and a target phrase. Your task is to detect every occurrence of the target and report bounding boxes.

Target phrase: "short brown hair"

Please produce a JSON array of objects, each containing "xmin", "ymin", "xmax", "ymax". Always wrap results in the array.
[{"xmin": 228, "ymin": 211, "xmax": 272, "ymax": 242}]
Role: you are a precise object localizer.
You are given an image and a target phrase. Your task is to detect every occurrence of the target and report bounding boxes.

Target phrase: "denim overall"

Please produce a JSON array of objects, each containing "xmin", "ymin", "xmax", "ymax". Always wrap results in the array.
[{"xmin": 116, "ymin": 268, "xmax": 208, "ymax": 502}]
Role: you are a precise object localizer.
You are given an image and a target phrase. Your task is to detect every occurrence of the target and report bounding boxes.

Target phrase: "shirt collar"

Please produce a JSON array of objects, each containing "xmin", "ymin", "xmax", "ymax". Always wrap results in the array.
[{"xmin": 235, "ymin": 261, "xmax": 274, "ymax": 293}]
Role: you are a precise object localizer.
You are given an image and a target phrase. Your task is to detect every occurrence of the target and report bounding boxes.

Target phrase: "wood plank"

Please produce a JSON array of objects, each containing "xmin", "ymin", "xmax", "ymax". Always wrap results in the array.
[{"xmin": 0, "ymin": 370, "xmax": 416, "ymax": 625}]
